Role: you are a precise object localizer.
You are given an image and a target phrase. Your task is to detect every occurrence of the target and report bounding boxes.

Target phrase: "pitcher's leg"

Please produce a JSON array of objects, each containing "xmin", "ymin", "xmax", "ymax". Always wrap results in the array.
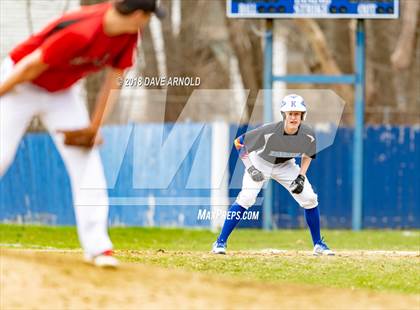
[
  {"xmin": 0, "ymin": 89, "xmax": 42, "ymax": 176},
  {"xmin": 41, "ymin": 88, "xmax": 112, "ymax": 256},
  {"xmin": 0, "ymin": 58, "xmax": 42, "ymax": 177},
  {"xmin": 0, "ymin": 97, "xmax": 33, "ymax": 176}
]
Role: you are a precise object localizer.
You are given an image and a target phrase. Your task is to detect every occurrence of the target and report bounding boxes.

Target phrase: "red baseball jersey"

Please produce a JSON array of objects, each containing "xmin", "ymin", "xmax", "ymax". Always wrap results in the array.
[{"xmin": 10, "ymin": 3, "xmax": 138, "ymax": 92}]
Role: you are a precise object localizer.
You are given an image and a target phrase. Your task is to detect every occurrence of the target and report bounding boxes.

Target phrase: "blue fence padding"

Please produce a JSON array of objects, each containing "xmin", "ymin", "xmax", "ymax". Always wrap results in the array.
[
  {"xmin": 1, "ymin": 124, "xmax": 418, "ymax": 228},
  {"xmin": 104, "ymin": 123, "xmax": 212, "ymax": 227},
  {"xmin": 0, "ymin": 123, "xmax": 212, "ymax": 227},
  {"xmin": 0, "ymin": 134, "xmax": 74, "ymax": 225},
  {"xmin": 362, "ymin": 126, "xmax": 419, "ymax": 228},
  {"xmin": 228, "ymin": 125, "xmax": 419, "ymax": 229}
]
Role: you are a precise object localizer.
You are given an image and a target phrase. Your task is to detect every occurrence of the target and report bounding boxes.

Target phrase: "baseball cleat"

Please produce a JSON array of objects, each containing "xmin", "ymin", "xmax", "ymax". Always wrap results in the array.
[
  {"xmin": 212, "ymin": 241, "xmax": 227, "ymax": 254},
  {"xmin": 85, "ymin": 250, "xmax": 119, "ymax": 268},
  {"xmin": 313, "ymin": 238, "xmax": 335, "ymax": 256}
]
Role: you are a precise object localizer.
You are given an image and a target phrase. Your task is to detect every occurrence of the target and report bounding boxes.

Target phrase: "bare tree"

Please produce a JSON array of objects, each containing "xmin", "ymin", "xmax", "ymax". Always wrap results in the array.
[
  {"xmin": 295, "ymin": 19, "xmax": 354, "ymax": 124},
  {"xmin": 299, "ymin": 8, "xmax": 419, "ymax": 125},
  {"xmin": 224, "ymin": 18, "xmax": 263, "ymax": 121},
  {"xmin": 143, "ymin": 0, "xmax": 231, "ymax": 121},
  {"xmin": 391, "ymin": 0, "xmax": 419, "ymax": 70},
  {"xmin": 62, "ymin": 0, "xmax": 72, "ymax": 14},
  {"xmin": 141, "ymin": 25, "xmax": 160, "ymax": 84},
  {"xmin": 26, "ymin": 0, "xmax": 46, "ymax": 132},
  {"xmin": 79, "ymin": 0, "xmax": 419, "ymax": 125},
  {"xmin": 25, "ymin": 0, "xmax": 34, "ymax": 34},
  {"xmin": 389, "ymin": 0, "xmax": 420, "ymax": 122}
]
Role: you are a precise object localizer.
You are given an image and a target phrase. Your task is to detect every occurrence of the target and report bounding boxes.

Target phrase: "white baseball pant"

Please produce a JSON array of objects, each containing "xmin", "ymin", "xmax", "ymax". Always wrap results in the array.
[
  {"xmin": 0, "ymin": 57, "xmax": 112, "ymax": 256},
  {"xmin": 236, "ymin": 152, "xmax": 318, "ymax": 209}
]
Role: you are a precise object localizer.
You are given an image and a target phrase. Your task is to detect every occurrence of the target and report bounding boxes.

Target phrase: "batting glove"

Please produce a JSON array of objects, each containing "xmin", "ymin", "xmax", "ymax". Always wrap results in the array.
[
  {"xmin": 290, "ymin": 174, "xmax": 305, "ymax": 194},
  {"xmin": 247, "ymin": 166, "xmax": 265, "ymax": 182}
]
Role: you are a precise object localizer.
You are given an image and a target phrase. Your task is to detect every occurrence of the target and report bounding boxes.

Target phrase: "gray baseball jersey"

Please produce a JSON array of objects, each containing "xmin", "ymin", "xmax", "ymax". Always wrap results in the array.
[{"xmin": 239, "ymin": 121, "xmax": 317, "ymax": 164}]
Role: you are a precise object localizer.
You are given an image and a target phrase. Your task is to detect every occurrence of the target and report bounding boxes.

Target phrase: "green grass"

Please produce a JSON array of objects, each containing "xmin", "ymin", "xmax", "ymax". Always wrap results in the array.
[
  {"xmin": 124, "ymin": 253, "xmax": 419, "ymax": 294},
  {"xmin": 1, "ymin": 224, "xmax": 419, "ymax": 294},
  {"xmin": 1, "ymin": 224, "xmax": 419, "ymax": 251}
]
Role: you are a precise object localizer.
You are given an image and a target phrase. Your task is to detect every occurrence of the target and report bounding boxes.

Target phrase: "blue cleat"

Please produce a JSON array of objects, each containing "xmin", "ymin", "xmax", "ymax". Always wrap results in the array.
[
  {"xmin": 313, "ymin": 238, "xmax": 335, "ymax": 256},
  {"xmin": 212, "ymin": 241, "xmax": 227, "ymax": 255}
]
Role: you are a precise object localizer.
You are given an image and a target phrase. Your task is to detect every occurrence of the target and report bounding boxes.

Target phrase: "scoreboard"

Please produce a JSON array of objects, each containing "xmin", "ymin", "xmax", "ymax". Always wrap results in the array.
[{"xmin": 227, "ymin": 0, "xmax": 399, "ymax": 19}]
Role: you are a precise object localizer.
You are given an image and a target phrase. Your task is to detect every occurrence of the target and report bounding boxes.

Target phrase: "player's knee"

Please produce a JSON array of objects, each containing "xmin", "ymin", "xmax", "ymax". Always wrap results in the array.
[
  {"xmin": 300, "ymin": 193, "xmax": 318, "ymax": 209},
  {"xmin": 236, "ymin": 191, "xmax": 258, "ymax": 209}
]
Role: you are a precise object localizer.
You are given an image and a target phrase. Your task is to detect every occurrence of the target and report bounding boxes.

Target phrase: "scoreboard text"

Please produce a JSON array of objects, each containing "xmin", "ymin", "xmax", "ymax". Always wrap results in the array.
[{"xmin": 227, "ymin": 0, "xmax": 399, "ymax": 19}]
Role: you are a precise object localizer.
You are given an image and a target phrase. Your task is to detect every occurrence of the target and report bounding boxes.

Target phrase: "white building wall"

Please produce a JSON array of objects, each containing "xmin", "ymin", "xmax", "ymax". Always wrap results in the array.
[{"xmin": 1, "ymin": 0, "xmax": 80, "ymax": 60}]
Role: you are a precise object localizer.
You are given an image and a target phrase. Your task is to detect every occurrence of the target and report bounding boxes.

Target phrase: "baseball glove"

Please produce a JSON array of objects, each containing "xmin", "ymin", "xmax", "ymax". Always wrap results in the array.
[{"xmin": 59, "ymin": 127, "xmax": 103, "ymax": 148}]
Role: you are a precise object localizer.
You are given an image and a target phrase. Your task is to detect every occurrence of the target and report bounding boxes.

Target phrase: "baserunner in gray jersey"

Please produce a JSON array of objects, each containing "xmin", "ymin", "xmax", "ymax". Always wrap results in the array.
[{"xmin": 212, "ymin": 94, "xmax": 334, "ymax": 256}]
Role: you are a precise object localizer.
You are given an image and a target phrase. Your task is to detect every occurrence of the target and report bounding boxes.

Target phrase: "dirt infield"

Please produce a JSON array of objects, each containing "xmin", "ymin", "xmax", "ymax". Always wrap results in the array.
[{"xmin": 1, "ymin": 249, "xmax": 419, "ymax": 310}]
